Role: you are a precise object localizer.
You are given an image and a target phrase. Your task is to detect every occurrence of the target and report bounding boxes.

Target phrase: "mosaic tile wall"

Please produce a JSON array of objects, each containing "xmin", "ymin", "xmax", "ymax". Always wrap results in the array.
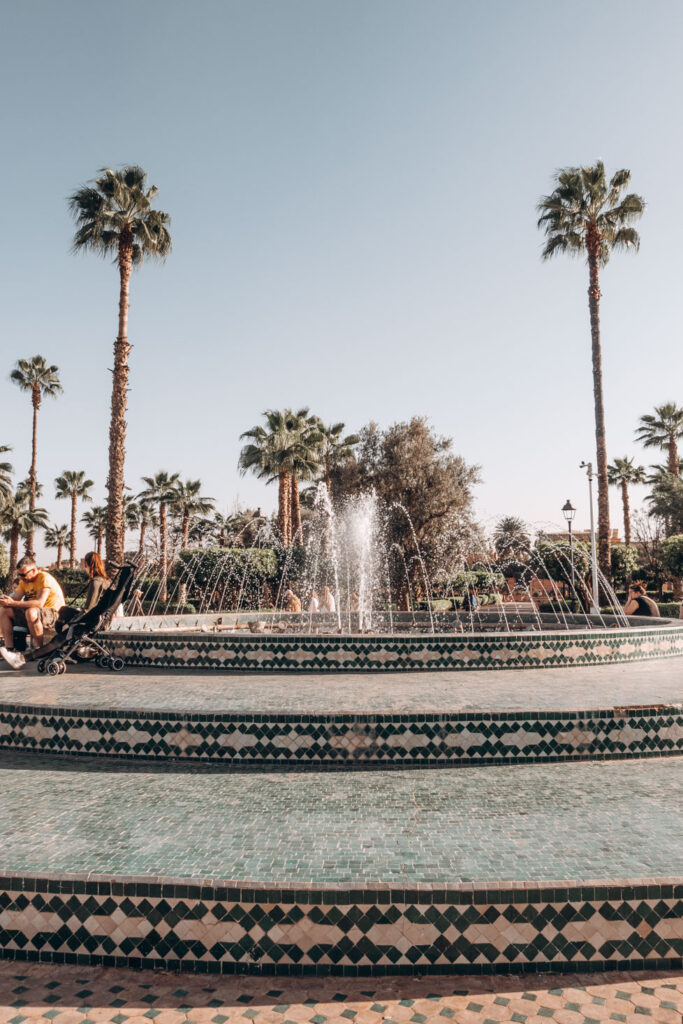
[
  {"xmin": 103, "ymin": 624, "xmax": 683, "ymax": 673},
  {"xmin": 0, "ymin": 874, "xmax": 679, "ymax": 976},
  {"xmin": 0, "ymin": 704, "xmax": 680, "ymax": 764}
]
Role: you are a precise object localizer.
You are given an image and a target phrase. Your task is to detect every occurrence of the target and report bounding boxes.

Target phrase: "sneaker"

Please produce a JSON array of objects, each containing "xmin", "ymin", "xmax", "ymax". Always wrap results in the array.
[{"xmin": 0, "ymin": 647, "xmax": 25, "ymax": 670}]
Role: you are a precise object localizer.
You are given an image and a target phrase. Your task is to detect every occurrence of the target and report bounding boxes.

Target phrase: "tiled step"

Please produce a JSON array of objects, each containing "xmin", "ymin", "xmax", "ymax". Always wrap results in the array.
[{"xmin": 0, "ymin": 754, "xmax": 680, "ymax": 975}]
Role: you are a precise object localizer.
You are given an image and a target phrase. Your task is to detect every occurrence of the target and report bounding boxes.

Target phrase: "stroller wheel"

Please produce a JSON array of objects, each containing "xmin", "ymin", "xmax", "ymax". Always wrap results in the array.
[
  {"xmin": 109, "ymin": 657, "xmax": 125, "ymax": 672},
  {"xmin": 36, "ymin": 660, "xmax": 46, "ymax": 674},
  {"xmin": 97, "ymin": 655, "xmax": 111, "ymax": 669},
  {"xmin": 58, "ymin": 661, "xmax": 67, "ymax": 674},
  {"xmin": 46, "ymin": 660, "xmax": 62, "ymax": 676}
]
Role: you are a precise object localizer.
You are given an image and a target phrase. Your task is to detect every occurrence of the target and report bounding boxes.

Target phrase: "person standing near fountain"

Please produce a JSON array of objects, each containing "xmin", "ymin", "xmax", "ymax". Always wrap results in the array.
[
  {"xmin": 307, "ymin": 591, "xmax": 320, "ymax": 612},
  {"xmin": 284, "ymin": 589, "xmax": 302, "ymax": 613},
  {"xmin": 320, "ymin": 586, "xmax": 336, "ymax": 613}
]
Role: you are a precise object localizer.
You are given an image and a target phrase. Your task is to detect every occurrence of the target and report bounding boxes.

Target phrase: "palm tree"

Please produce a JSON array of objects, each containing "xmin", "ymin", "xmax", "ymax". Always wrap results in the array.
[
  {"xmin": 0, "ymin": 446, "xmax": 13, "ymax": 505},
  {"xmin": 239, "ymin": 409, "xmax": 322, "ymax": 547},
  {"xmin": 9, "ymin": 356, "xmax": 62, "ymax": 557},
  {"xmin": 0, "ymin": 493, "xmax": 48, "ymax": 578},
  {"xmin": 537, "ymin": 162, "xmax": 645, "ymax": 578},
  {"xmin": 81, "ymin": 504, "xmax": 108, "ymax": 555},
  {"xmin": 607, "ymin": 457, "xmax": 646, "ymax": 546},
  {"xmin": 55, "ymin": 471, "xmax": 94, "ymax": 568},
  {"xmin": 493, "ymin": 516, "xmax": 531, "ymax": 561},
  {"xmin": 173, "ymin": 480, "xmax": 215, "ymax": 549},
  {"xmin": 69, "ymin": 166, "xmax": 171, "ymax": 568},
  {"xmin": 635, "ymin": 403, "xmax": 683, "ymax": 478},
  {"xmin": 138, "ymin": 472, "xmax": 180, "ymax": 600},
  {"xmin": 314, "ymin": 421, "xmax": 360, "ymax": 493},
  {"xmin": 44, "ymin": 524, "xmax": 70, "ymax": 570}
]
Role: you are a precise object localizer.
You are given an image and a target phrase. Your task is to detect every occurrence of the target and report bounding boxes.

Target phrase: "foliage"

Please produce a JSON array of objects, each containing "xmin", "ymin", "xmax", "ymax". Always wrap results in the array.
[
  {"xmin": 646, "ymin": 473, "xmax": 683, "ymax": 535},
  {"xmin": 0, "ymin": 540, "xmax": 8, "ymax": 587},
  {"xmin": 657, "ymin": 601, "xmax": 682, "ymax": 618},
  {"xmin": 333, "ymin": 418, "xmax": 481, "ymax": 598},
  {"xmin": 530, "ymin": 539, "xmax": 591, "ymax": 582},
  {"xmin": 174, "ymin": 547, "xmax": 279, "ymax": 609},
  {"xmin": 52, "ymin": 566, "xmax": 88, "ymax": 599},
  {"xmin": 609, "ymin": 544, "xmax": 640, "ymax": 585},
  {"xmin": 660, "ymin": 534, "xmax": 683, "ymax": 579},
  {"xmin": 635, "ymin": 403, "xmax": 683, "ymax": 474},
  {"xmin": 492, "ymin": 516, "xmax": 530, "ymax": 560}
]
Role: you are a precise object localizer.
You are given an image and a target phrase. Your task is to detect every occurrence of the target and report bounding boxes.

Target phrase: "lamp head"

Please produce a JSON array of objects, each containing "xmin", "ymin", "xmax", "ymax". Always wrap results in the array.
[{"xmin": 562, "ymin": 499, "xmax": 576, "ymax": 522}]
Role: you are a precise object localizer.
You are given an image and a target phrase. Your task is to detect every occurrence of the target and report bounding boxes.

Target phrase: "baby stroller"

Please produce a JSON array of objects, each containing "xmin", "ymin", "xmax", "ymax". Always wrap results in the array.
[{"xmin": 28, "ymin": 562, "xmax": 139, "ymax": 676}]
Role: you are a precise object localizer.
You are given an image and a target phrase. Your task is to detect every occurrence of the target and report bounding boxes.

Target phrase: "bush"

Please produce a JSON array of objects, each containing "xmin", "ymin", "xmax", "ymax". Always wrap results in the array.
[
  {"xmin": 52, "ymin": 567, "xmax": 88, "ymax": 599},
  {"xmin": 657, "ymin": 601, "xmax": 681, "ymax": 618}
]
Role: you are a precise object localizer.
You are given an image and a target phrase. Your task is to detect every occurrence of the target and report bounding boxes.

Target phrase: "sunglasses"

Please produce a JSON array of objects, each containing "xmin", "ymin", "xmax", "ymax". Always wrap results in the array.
[{"xmin": 17, "ymin": 571, "xmax": 33, "ymax": 579}]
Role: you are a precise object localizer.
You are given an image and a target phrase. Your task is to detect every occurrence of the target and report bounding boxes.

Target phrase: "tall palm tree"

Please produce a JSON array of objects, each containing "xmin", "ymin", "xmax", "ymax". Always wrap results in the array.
[
  {"xmin": 69, "ymin": 166, "xmax": 171, "ymax": 568},
  {"xmin": 283, "ymin": 409, "xmax": 322, "ymax": 543},
  {"xmin": 0, "ymin": 446, "xmax": 13, "ymax": 505},
  {"xmin": 537, "ymin": 162, "xmax": 645, "ymax": 578},
  {"xmin": 55, "ymin": 471, "xmax": 94, "ymax": 568},
  {"xmin": 44, "ymin": 523, "xmax": 70, "ymax": 569},
  {"xmin": 314, "ymin": 421, "xmax": 360, "ymax": 493},
  {"xmin": 607, "ymin": 456, "xmax": 646, "ymax": 546},
  {"xmin": 138, "ymin": 472, "xmax": 180, "ymax": 600},
  {"xmin": 9, "ymin": 356, "xmax": 62, "ymax": 557},
  {"xmin": 173, "ymin": 480, "xmax": 215, "ymax": 549},
  {"xmin": 635, "ymin": 403, "xmax": 683, "ymax": 478},
  {"xmin": 0, "ymin": 493, "xmax": 48, "ymax": 578},
  {"xmin": 81, "ymin": 504, "xmax": 108, "ymax": 555}
]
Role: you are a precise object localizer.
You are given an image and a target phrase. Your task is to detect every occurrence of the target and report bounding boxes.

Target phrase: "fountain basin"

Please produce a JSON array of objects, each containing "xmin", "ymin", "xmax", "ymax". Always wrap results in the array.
[{"xmin": 104, "ymin": 613, "xmax": 683, "ymax": 672}]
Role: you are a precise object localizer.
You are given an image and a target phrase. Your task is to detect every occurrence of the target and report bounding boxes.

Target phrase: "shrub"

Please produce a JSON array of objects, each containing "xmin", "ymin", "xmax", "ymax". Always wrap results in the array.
[
  {"xmin": 657, "ymin": 601, "xmax": 681, "ymax": 618},
  {"xmin": 52, "ymin": 567, "xmax": 88, "ymax": 599}
]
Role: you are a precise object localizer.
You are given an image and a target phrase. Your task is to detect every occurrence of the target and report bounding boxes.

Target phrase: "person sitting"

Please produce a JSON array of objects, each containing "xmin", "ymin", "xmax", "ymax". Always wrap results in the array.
[
  {"xmin": 320, "ymin": 586, "xmax": 336, "ymax": 613},
  {"xmin": 82, "ymin": 552, "xmax": 111, "ymax": 612},
  {"xmin": 283, "ymin": 588, "xmax": 302, "ymax": 613},
  {"xmin": 0, "ymin": 556, "xmax": 66, "ymax": 668},
  {"xmin": 307, "ymin": 590, "xmax": 320, "ymax": 612},
  {"xmin": 624, "ymin": 583, "xmax": 660, "ymax": 617},
  {"xmin": 349, "ymin": 592, "xmax": 360, "ymax": 612}
]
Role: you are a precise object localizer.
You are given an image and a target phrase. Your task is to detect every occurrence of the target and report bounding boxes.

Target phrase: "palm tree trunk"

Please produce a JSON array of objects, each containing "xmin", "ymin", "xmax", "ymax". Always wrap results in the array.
[
  {"xmin": 182, "ymin": 513, "xmax": 190, "ymax": 549},
  {"xmin": 139, "ymin": 519, "xmax": 146, "ymax": 556},
  {"xmin": 290, "ymin": 478, "xmax": 302, "ymax": 544},
  {"xmin": 278, "ymin": 471, "xmax": 292, "ymax": 546},
  {"xmin": 69, "ymin": 494, "xmax": 77, "ymax": 568},
  {"xmin": 160, "ymin": 502, "xmax": 168, "ymax": 603},
  {"xmin": 26, "ymin": 392, "xmax": 39, "ymax": 558},
  {"xmin": 621, "ymin": 480, "xmax": 631, "ymax": 547},
  {"xmin": 57, "ymin": 541, "xmax": 63, "ymax": 570},
  {"xmin": 97, "ymin": 524, "xmax": 103, "ymax": 556},
  {"xmin": 9, "ymin": 526, "xmax": 19, "ymax": 580},
  {"xmin": 668, "ymin": 438, "xmax": 679, "ymax": 476},
  {"xmin": 586, "ymin": 228, "xmax": 611, "ymax": 581},
  {"xmin": 105, "ymin": 231, "xmax": 133, "ymax": 571}
]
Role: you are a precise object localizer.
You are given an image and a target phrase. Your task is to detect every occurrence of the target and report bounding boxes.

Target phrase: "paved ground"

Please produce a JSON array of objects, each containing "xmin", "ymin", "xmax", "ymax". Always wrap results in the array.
[
  {"xmin": 0, "ymin": 961, "xmax": 680, "ymax": 1022},
  {"xmin": 0, "ymin": 660, "xmax": 681, "ymax": 713},
  {"xmin": 0, "ymin": 753, "xmax": 680, "ymax": 883}
]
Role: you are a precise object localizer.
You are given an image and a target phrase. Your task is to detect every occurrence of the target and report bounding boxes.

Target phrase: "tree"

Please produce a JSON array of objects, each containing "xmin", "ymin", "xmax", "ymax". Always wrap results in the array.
[
  {"xmin": 9, "ymin": 356, "xmax": 62, "ymax": 557},
  {"xmin": 538, "ymin": 162, "xmax": 645, "ymax": 578},
  {"xmin": 492, "ymin": 516, "xmax": 531, "ymax": 561},
  {"xmin": 0, "ymin": 492, "xmax": 48, "ymax": 578},
  {"xmin": 609, "ymin": 544, "xmax": 640, "ymax": 588},
  {"xmin": 173, "ymin": 480, "xmax": 215, "ymax": 549},
  {"xmin": 69, "ymin": 166, "xmax": 171, "ymax": 568},
  {"xmin": 635, "ymin": 403, "xmax": 683, "ymax": 479},
  {"xmin": 334, "ymin": 418, "xmax": 481, "ymax": 606},
  {"xmin": 314, "ymin": 421, "xmax": 360, "ymax": 493},
  {"xmin": 0, "ymin": 446, "xmax": 13, "ymax": 505},
  {"xmin": 138, "ymin": 471, "xmax": 180, "ymax": 600},
  {"xmin": 81, "ymin": 504, "xmax": 108, "ymax": 554},
  {"xmin": 660, "ymin": 535, "xmax": 683, "ymax": 597},
  {"xmin": 55, "ymin": 471, "xmax": 94, "ymax": 568},
  {"xmin": 44, "ymin": 523, "xmax": 70, "ymax": 569},
  {"xmin": 239, "ymin": 409, "xmax": 321, "ymax": 546},
  {"xmin": 646, "ymin": 473, "xmax": 683, "ymax": 537},
  {"xmin": 607, "ymin": 456, "xmax": 646, "ymax": 546}
]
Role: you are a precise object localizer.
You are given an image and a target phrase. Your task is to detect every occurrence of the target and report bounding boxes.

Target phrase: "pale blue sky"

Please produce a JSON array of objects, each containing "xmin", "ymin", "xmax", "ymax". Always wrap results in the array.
[{"xmin": 2, "ymin": 0, "xmax": 682, "ymax": 555}]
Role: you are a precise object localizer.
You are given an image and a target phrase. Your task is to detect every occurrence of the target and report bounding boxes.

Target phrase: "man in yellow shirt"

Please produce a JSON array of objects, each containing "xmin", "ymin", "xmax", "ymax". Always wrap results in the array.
[{"xmin": 0, "ymin": 556, "xmax": 65, "ymax": 669}]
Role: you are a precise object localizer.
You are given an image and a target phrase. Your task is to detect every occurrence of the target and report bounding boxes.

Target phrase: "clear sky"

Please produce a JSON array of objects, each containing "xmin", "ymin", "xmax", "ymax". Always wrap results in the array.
[{"xmin": 2, "ymin": 0, "xmax": 682, "ymax": 556}]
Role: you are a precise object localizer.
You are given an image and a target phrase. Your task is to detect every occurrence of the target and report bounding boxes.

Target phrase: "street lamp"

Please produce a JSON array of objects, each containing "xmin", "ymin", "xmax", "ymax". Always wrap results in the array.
[
  {"xmin": 561, "ymin": 499, "xmax": 576, "ymax": 608},
  {"xmin": 579, "ymin": 461, "xmax": 601, "ymax": 615}
]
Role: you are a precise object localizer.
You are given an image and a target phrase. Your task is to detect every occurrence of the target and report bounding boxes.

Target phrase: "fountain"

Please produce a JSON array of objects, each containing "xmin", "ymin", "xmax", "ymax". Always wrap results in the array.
[{"xmin": 105, "ymin": 489, "xmax": 683, "ymax": 671}]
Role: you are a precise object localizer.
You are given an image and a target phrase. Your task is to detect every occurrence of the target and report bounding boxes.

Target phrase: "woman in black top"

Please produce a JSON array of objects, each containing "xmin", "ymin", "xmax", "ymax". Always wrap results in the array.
[{"xmin": 624, "ymin": 584, "xmax": 660, "ymax": 617}]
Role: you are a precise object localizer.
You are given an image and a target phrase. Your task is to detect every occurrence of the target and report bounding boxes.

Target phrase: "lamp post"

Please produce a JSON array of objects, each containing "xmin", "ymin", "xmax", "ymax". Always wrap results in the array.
[
  {"xmin": 579, "ymin": 461, "xmax": 601, "ymax": 615},
  {"xmin": 561, "ymin": 499, "xmax": 576, "ymax": 609}
]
